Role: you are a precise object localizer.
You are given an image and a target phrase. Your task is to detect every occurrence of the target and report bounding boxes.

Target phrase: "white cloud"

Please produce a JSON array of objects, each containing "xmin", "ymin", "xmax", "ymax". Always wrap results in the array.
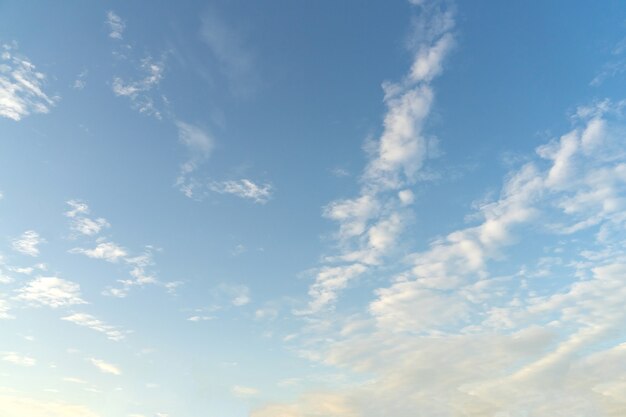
[
  {"xmin": 2, "ymin": 352, "xmax": 35, "ymax": 367},
  {"xmin": 187, "ymin": 315, "xmax": 213, "ymax": 322},
  {"xmin": 12, "ymin": 231, "xmax": 43, "ymax": 257},
  {"xmin": 0, "ymin": 43, "xmax": 57, "ymax": 121},
  {"xmin": 89, "ymin": 358, "xmax": 121, "ymax": 375},
  {"xmin": 61, "ymin": 313, "xmax": 127, "ymax": 341},
  {"xmin": 209, "ymin": 179, "xmax": 273, "ymax": 204},
  {"xmin": 71, "ymin": 242, "xmax": 127, "ymax": 262},
  {"xmin": 106, "ymin": 11, "xmax": 125, "ymax": 40},
  {"xmin": 15, "ymin": 277, "xmax": 86, "ymax": 308},
  {"xmin": 64, "ymin": 200, "xmax": 110, "ymax": 236},
  {"xmin": 306, "ymin": 264, "xmax": 367, "ymax": 313},
  {"xmin": 232, "ymin": 385, "xmax": 259, "ymax": 398},
  {"xmin": 300, "ymin": 0, "xmax": 455, "ymax": 312},
  {"xmin": 112, "ymin": 56, "xmax": 165, "ymax": 118}
]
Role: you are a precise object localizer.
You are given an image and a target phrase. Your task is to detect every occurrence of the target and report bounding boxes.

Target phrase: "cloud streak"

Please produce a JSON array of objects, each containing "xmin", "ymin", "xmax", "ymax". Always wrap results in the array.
[{"xmin": 0, "ymin": 43, "xmax": 57, "ymax": 121}]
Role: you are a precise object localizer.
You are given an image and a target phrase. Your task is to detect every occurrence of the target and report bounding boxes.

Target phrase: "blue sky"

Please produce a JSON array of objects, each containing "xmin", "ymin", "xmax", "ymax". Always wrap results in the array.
[{"xmin": 2, "ymin": 1, "xmax": 626, "ymax": 416}]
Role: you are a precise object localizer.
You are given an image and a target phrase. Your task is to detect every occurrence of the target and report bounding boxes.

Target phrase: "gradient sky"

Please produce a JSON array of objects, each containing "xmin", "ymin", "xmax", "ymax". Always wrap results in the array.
[{"xmin": 2, "ymin": 1, "xmax": 626, "ymax": 416}]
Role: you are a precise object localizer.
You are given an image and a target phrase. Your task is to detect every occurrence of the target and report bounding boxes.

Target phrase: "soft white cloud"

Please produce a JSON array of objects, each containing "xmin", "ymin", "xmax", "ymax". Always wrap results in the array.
[
  {"xmin": 2, "ymin": 352, "xmax": 35, "ymax": 367},
  {"xmin": 15, "ymin": 277, "xmax": 86, "ymax": 308},
  {"xmin": 89, "ymin": 358, "xmax": 121, "ymax": 375},
  {"xmin": 71, "ymin": 242, "xmax": 127, "ymax": 262},
  {"xmin": 209, "ymin": 179, "xmax": 273, "ymax": 204},
  {"xmin": 65, "ymin": 201, "xmax": 110, "ymax": 236},
  {"xmin": 187, "ymin": 315, "xmax": 213, "ymax": 322},
  {"xmin": 106, "ymin": 11, "xmax": 125, "ymax": 40},
  {"xmin": 0, "ymin": 43, "xmax": 57, "ymax": 121},
  {"xmin": 12, "ymin": 230, "xmax": 43, "ymax": 257},
  {"xmin": 232, "ymin": 385, "xmax": 259, "ymax": 398},
  {"xmin": 306, "ymin": 264, "xmax": 367, "ymax": 313},
  {"xmin": 61, "ymin": 313, "xmax": 127, "ymax": 341}
]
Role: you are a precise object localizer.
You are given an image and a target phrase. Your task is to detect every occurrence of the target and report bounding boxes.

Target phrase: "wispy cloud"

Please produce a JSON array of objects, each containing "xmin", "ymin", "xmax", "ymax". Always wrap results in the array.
[
  {"xmin": 2, "ymin": 352, "xmax": 36, "ymax": 367},
  {"xmin": 0, "ymin": 43, "xmax": 57, "ymax": 121},
  {"xmin": 209, "ymin": 179, "xmax": 273, "ymax": 204},
  {"xmin": 112, "ymin": 56, "xmax": 165, "ymax": 118},
  {"xmin": 89, "ymin": 358, "xmax": 121, "ymax": 375},
  {"xmin": 12, "ymin": 230, "xmax": 44, "ymax": 257},
  {"xmin": 61, "ymin": 313, "xmax": 128, "ymax": 341},
  {"xmin": 219, "ymin": 284, "xmax": 251, "ymax": 306},
  {"xmin": 15, "ymin": 277, "xmax": 86, "ymax": 308},
  {"xmin": 175, "ymin": 121, "xmax": 214, "ymax": 198},
  {"xmin": 200, "ymin": 7, "xmax": 257, "ymax": 96},
  {"xmin": 106, "ymin": 11, "xmax": 125, "ymax": 40}
]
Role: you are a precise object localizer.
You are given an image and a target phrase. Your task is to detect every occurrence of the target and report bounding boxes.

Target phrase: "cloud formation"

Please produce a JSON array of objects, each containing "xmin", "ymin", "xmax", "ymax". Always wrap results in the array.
[
  {"xmin": 15, "ymin": 277, "xmax": 86, "ymax": 308},
  {"xmin": 11, "ymin": 231, "xmax": 43, "ymax": 257},
  {"xmin": 0, "ymin": 43, "xmax": 57, "ymax": 121},
  {"xmin": 106, "ymin": 11, "xmax": 125, "ymax": 40}
]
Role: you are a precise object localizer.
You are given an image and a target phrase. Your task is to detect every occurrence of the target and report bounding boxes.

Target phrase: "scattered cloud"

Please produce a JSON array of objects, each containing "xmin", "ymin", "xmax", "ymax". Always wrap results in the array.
[
  {"xmin": 0, "ymin": 43, "xmax": 58, "ymax": 121},
  {"xmin": 112, "ymin": 56, "xmax": 165, "ymax": 118},
  {"xmin": 72, "ymin": 70, "xmax": 88, "ymax": 90},
  {"xmin": 2, "ymin": 352, "xmax": 35, "ymax": 367},
  {"xmin": 186, "ymin": 315, "xmax": 213, "ymax": 322},
  {"xmin": 89, "ymin": 358, "xmax": 121, "ymax": 375},
  {"xmin": 232, "ymin": 385, "xmax": 259, "ymax": 398},
  {"xmin": 12, "ymin": 231, "xmax": 43, "ymax": 257},
  {"xmin": 15, "ymin": 277, "xmax": 86, "ymax": 308},
  {"xmin": 61, "ymin": 313, "xmax": 128, "ymax": 341},
  {"xmin": 106, "ymin": 11, "xmax": 125, "ymax": 40},
  {"xmin": 218, "ymin": 284, "xmax": 251, "ymax": 306},
  {"xmin": 70, "ymin": 242, "xmax": 127, "ymax": 262},
  {"xmin": 209, "ymin": 179, "xmax": 273, "ymax": 204},
  {"xmin": 65, "ymin": 200, "xmax": 110, "ymax": 236}
]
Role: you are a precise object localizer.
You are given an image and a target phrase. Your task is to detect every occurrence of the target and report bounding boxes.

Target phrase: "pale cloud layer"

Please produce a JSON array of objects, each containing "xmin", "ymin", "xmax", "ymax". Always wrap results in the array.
[{"xmin": 0, "ymin": 43, "xmax": 57, "ymax": 121}]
